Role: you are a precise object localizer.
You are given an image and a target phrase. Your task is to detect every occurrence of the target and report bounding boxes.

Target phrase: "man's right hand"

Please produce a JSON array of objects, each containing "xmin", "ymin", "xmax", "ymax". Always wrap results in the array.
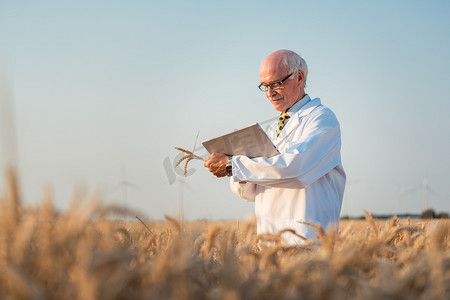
[{"xmin": 204, "ymin": 153, "xmax": 229, "ymax": 178}]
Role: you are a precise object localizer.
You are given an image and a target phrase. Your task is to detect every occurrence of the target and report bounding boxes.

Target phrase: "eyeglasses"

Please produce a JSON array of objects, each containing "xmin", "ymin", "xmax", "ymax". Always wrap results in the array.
[{"xmin": 258, "ymin": 72, "xmax": 294, "ymax": 92}]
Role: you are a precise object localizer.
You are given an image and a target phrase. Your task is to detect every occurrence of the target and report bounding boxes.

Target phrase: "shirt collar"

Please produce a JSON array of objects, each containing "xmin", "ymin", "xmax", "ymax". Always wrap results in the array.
[{"xmin": 286, "ymin": 94, "xmax": 311, "ymax": 116}]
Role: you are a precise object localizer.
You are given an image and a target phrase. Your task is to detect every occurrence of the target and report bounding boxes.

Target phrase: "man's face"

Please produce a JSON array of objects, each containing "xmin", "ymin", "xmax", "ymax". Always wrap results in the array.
[{"xmin": 259, "ymin": 59, "xmax": 304, "ymax": 113}]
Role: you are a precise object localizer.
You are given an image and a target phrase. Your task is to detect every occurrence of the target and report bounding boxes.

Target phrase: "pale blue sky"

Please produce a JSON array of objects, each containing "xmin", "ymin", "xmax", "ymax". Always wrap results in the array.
[{"xmin": 1, "ymin": 0, "xmax": 449, "ymax": 220}]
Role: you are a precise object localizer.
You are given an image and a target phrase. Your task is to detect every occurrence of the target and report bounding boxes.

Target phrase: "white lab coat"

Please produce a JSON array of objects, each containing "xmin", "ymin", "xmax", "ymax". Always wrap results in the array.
[{"xmin": 230, "ymin": 96, "xmax": 346, "ymax": 245}]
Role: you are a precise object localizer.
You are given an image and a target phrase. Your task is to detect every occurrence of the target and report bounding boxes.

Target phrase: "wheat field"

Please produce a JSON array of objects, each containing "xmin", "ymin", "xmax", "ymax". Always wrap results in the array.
[{"xmin": 0, "ymin": 170, "xmax": 449, "ymax": 300}]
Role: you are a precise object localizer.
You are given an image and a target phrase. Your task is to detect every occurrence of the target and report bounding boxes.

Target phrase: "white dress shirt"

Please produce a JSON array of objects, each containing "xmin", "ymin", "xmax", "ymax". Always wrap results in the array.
[{"xmin": 229, "ymin": 94, "xmax": 346, "ymax": 245}]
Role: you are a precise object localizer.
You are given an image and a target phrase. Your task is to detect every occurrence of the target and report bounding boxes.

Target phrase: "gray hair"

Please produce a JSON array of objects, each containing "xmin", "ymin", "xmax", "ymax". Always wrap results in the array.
[{"xmin": 280, "ymin": 51, "xmax": 308, "ymax": 88}]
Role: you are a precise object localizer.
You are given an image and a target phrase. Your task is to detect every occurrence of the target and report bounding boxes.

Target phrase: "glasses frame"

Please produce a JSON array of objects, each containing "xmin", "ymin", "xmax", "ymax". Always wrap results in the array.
[{"xmin": 258, "ymin": 72, "xmax": 294, "ymax": 92}]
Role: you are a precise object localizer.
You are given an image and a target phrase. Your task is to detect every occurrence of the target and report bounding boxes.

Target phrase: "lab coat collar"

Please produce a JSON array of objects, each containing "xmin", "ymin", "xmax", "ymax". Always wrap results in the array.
[
  {"xmin": 297, "ymin": 97, "xmax": 322, "ymax": 118},
  {"xmin": 287, "ymin": 94, "xmax": 311, "ymax": 116},
  {"xmin": 275, "ymin": 96, "xmax": 322, "ymax": 143}
]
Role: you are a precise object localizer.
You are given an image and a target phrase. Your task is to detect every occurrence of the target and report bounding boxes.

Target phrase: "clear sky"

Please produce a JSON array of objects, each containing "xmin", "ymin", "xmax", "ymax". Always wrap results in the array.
[{"xmin": 0, "ymin": 0, "xmax": 449, "ymax": 221}]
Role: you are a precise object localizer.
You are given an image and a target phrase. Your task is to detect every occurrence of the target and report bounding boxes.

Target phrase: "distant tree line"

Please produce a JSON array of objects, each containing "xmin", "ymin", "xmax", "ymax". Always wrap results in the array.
[
  {"xmin": 341, "ymin": 208, "xmax": 449, "ymax": 220},
  {"xmin": 421, "ymin": 208, "xmax": 449, "ymax": 219}
]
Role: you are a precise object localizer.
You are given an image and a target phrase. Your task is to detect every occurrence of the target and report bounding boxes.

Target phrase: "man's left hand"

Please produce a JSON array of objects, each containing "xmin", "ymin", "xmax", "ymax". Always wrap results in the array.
[{"xmin": 204, "ymin": 153, "xmax": 229, "ymax": 178}]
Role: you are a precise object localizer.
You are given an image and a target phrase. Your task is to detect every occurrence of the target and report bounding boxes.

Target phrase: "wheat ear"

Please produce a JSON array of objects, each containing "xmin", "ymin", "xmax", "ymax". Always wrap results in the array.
[
  {"xmin": 174, "ymin": 148, "xmax": 204, "ymax": 177},
  {"xmin": 174, "ymin": 132, "xmax": 204, "ymax": 177}
]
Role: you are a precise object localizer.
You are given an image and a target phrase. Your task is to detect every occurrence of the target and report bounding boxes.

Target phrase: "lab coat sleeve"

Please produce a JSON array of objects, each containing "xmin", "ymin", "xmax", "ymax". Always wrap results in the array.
[
  {"xmin": 229, "ymin": 178, "xmax": 257, "ymax": 202},
  {"xmin": 232, "ymin": 108, "xmax": 342, "ymax": 189}
]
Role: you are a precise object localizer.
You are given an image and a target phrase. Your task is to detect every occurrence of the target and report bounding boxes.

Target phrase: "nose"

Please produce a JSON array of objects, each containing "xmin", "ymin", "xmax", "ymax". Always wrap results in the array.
[{"xmin": 266, "ymin": 86, "xmax": 277, "ymax": 97}]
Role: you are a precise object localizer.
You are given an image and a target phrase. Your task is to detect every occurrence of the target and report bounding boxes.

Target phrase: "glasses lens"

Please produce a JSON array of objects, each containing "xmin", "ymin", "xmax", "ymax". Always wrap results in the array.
[
  {"xmin": 258, "ymin": 81, "xmax": 283, "ymax": 92},
  {"xmin": 270, "ymin": 82, "xmax": 281, "ymax": 90}
]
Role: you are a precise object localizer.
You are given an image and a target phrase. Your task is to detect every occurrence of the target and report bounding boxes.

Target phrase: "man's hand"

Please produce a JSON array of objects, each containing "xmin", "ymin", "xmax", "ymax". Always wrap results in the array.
[{"xmin": 204, "ymin": 153, "xmax": 229, "ymax": 178}]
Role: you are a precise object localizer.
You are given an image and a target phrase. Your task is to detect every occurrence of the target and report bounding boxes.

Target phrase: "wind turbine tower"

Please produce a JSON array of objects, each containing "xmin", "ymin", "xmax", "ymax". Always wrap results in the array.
[{"xmin": 113, "ymin": 167, "xmax": 138, "ymax": 221}]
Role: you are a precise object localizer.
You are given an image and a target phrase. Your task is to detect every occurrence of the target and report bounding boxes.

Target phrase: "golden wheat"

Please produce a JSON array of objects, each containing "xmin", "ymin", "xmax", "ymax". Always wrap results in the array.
[
  {"xmin": 174, "ymin": 147, "xmax": 204, "ymax": 177},
  {"xmin": 0, "ymin": 171, "xmax": 449, "ymax": 299}
]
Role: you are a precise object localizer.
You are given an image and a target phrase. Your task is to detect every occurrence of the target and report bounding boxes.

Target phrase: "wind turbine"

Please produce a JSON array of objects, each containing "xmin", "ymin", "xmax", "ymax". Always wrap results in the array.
[
  {"xmin": 112, "ymin": 167, "xmax": 139, "ymax": 221},
  {"xmin": 397, "ymin": 184, "xmax": 409, "ymax": 214},
  {"xmin": 404, "ymin": 178, "xmax": 436, "ymax": 212},
  {"xmin": 420, "ymin": 178, "xmax": 435, "ymax": 211},
  {"xmin": 342, "ymin": 180, "xmax": 359, "ymax": 219},
  {"xmin": 176, "ymin": 176, "xmax": 194, "ymax": 223}
]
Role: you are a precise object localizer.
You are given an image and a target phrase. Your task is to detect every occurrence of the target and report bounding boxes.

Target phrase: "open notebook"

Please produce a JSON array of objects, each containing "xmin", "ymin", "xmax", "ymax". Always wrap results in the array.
[{"xmin": 202, "ymin": 123, "xmax": 279, "ymax": 158}]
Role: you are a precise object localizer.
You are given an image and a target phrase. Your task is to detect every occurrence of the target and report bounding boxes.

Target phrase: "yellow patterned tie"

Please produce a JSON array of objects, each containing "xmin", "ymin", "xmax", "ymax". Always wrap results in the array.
[{"xmin": 276, "ymin": 112, "xmax": 290, "ymax": 137}]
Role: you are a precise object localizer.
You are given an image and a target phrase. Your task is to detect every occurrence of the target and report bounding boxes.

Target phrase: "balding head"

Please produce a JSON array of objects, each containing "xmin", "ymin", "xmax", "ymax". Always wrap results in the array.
[
  {"xmin": 259, "ymin": 50, "xmax": 308, "ymax": 112},
  {"xmin": 260, "ymin": 50, "xmax": 308, "ymax": 89}
]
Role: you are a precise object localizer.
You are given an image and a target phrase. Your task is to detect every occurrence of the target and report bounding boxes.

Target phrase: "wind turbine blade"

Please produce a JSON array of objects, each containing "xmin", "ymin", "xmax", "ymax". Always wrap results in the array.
[
  {"xmin": 259, "ymin": 116, "xmax": 278, "ymax": 126},
  {"xmin": 111, "ymin": 181, "xmax": 139, "ymax": 192},
  {"xmin": 124, "ymin": 181, "xmax": 139, "ymax": 189},
  {"xmin": 182, "ymin": 182, "xmax": 194, "ymax": 193},
  {"xmin": 404, "ymin": 186, "xmax": 421, "ymax": 194},
  {"xmin": 425, "ymin": 186, "xmax": 437, "ymax": 195},
  {"xmin": 111, "ymin": 183, "xmax": 123, "ymax": 191},
  {"xmin": 177, "ymin": 178, "xmax": 194, "ymax": 193}
]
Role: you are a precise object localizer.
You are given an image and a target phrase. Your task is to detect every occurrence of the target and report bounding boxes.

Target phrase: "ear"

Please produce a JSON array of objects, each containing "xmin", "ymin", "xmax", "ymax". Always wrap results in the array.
[
  {"xmin": 297, "ymin": 70, "xmax": 304, "ymax": 86},
  {"xmin": 297, "ymin": 70, "xmax": 303, "ymax": 82}
]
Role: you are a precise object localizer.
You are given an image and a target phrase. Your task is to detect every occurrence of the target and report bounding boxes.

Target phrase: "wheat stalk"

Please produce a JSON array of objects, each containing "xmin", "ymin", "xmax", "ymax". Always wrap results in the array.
[
  {"xmin": 174, "ymin": 131, "xmax": 204, "ymax": 177},
  {"xmin": 174, "ymin": 147, "xmax": 204, "ymax": 177},
  {"xmin": 136, "ymin": 215, "xmax": 152, "ymax": 234}
]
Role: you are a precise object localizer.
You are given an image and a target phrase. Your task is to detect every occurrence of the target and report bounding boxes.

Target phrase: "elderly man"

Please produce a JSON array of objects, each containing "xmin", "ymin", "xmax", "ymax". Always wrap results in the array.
[{"xmin": 204, "ymin": 49, "xmax": 346, "ymax": 245}]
